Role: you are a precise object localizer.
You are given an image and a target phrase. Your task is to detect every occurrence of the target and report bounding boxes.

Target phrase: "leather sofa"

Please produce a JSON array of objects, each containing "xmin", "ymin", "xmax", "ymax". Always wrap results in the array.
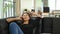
[{"xmin": 1, "ymin": 17, "xmax": 59, "ymax": 34}]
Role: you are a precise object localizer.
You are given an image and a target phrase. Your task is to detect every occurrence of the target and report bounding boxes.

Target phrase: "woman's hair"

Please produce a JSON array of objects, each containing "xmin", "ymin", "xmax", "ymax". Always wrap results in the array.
[
  {"xmin": 24, "ymin": 9, "xmax": 27, "ymax": 11},
  {"xmin": 22, "ymin": 12, "xmax": 31, "ymax": 18},
  {"xmin": 31, "ymin": 9, "xmax": 35, "ymax": 12}
]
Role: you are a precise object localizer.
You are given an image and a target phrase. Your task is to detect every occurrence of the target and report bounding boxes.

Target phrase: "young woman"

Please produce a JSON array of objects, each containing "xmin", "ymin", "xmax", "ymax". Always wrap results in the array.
[{"xmin": 6, "ymin": 12, "xmax": 41, "ymax": 34}]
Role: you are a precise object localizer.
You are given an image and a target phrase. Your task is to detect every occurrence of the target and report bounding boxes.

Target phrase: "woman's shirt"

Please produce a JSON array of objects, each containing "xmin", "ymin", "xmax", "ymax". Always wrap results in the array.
[{"xmin": 20, "ymin": 24, "xmax": 33, "ymax": 34}]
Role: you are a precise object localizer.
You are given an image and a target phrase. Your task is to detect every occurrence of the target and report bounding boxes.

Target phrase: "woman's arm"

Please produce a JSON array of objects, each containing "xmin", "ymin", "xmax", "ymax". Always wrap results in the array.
[
  {"xmin": 31, "ymin": 12, "xmax": 43, "ymax": 18},
  {"xmin": 6, "ymin": 16, "xmax": 22, "ymax": 23}
]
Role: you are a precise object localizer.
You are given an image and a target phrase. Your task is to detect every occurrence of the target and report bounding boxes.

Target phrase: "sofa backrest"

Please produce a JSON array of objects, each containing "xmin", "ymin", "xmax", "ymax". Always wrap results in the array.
[
  {"xmin": 42, "ymin": 17, "xmax": 53, "ymax": 33},
  {"xmin": 0, "ymin": 19, "xmax": 9, "ymax": 34},
  {"xmin": 53, "ymin": 18, "xmax": 60, "ymax": 34}
]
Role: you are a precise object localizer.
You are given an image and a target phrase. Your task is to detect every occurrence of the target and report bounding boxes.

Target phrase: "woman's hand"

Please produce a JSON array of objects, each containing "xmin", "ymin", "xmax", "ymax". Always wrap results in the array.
[{"xmin": 16, "ymin": 16, "xmax": 22, "ymax": 20}]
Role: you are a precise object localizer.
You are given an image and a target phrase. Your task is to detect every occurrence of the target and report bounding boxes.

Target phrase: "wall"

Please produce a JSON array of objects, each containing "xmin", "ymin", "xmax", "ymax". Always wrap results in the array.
[{"xmin": 20, "ymin": 0, "xmax": 34, "ymax": 15}]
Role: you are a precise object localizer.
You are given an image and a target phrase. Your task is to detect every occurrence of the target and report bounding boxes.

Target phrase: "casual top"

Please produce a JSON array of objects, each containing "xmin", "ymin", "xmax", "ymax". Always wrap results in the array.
[{"xmin": 20, "ymin": 24, "xmax": 33, "ymax": 34}]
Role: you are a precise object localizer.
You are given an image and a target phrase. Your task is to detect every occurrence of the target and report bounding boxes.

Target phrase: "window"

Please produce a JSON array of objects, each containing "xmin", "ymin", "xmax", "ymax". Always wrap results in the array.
[
  {"xmin": 48, "ymin": 0, "xmax": 55, "ymax": 12},
  {"xmin": 35, "ymin": 0, "xmax": 43, "ymax": 12},
  {"xmin": 56, "ymin": 0, "xmax": 60, "ymax": 10},
  {"xmin": 48, "ymin": 0, "xmax": 60, "ymax": 12},
  {"xmin": 0, "ymin": 0, "xmax": 15, "ymax": 19},
  {"xmin": 0, "ymin": 0, "xmax": 3, "ymax": 18}
]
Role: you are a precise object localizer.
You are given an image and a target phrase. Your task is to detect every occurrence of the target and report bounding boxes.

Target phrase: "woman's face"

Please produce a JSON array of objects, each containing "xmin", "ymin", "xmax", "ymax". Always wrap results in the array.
[{"xmin": 22, "ymin": 13, "xmax": 30, "ymax": 21}]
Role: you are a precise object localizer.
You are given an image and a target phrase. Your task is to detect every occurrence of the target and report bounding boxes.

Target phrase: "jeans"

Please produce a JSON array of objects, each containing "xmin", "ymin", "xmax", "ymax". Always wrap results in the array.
[{"xmin": 9, "ymin": 22, "xmax": 24, "ymax": 34}]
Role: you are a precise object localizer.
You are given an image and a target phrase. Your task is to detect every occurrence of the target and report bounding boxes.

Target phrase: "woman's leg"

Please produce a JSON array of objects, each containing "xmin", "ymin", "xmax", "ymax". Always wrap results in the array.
[{"xmin": 9, "ymin": 22, "xmax": 24, "ymax": 34}]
